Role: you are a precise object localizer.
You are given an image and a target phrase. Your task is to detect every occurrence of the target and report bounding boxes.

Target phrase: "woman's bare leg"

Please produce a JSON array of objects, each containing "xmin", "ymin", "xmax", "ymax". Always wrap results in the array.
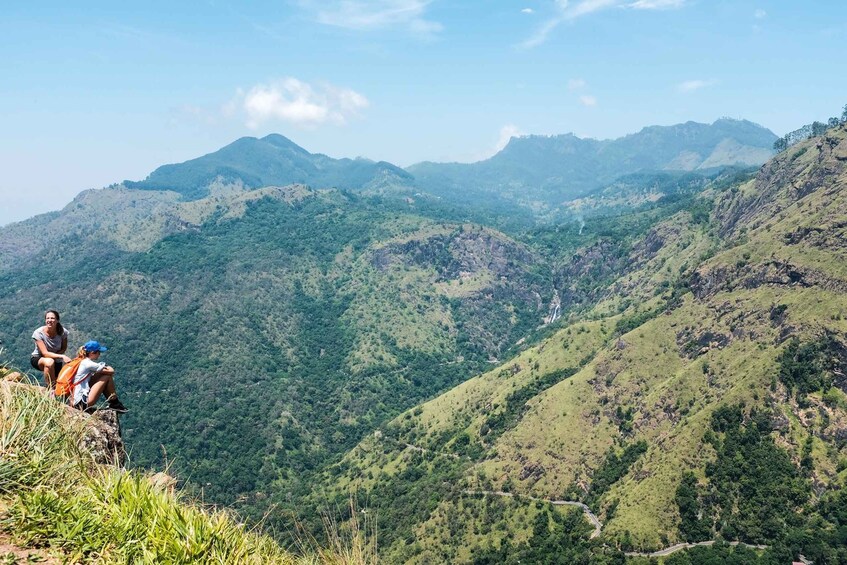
[
  {"xmin": 88, "ymin": 374, "xmax": 115, "ymax": 405},
  {"xmin": 37, "ymin": 358, "xmax": 57, "ymax": 389}
]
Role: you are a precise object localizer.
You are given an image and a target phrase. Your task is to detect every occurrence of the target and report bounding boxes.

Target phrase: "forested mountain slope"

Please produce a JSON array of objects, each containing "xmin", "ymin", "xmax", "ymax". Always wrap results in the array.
[
  {"xmin": 315, "ymin": 125, "xmax": 847, "ymax": 563},
  {"xmin": 0, "ymin": 183, "xmax": 556, "ymax": 524}
]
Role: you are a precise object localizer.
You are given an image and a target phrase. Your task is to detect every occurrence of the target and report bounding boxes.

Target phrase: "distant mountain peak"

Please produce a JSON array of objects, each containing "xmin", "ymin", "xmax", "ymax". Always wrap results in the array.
[
  {"xmin": 260, "ymin": 133, "xmax": 310, "ymax": 154},
  {"xmin": 712, "ymin": 116, "xmax": 759, "ymax": 126},
  {"xmin": 125, "ymin": 133, "xmax": 411, "ymax": 199},
  {"xmin": 407, "ymin": 118, "xmax": 777, "ymax": 210}
]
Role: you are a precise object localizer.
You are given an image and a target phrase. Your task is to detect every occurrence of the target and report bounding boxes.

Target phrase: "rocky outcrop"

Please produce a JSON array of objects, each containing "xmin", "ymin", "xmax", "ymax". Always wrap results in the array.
[
  {"xmin": 0, "ymin": 367, "xmax": 23, "ymax": 382},
  {"xmin": 784, "ymin": 221, "xmax": 847, "ymax": 251},
  {"xmin": 77, "ymin": 409, "xmax": 126, "ymax": 467},
  {"xmin": 691, "ymin": 260, "xmax": 847, "ymax": 300},
  {"xmin": 0, "ymin": 381, "xmax": 125, "ymax": 467},
  {"xmin": 675, "ymin": 327, "xmax": 731, "ymax": 358},
  {"xmin": 715, "ymin": 124, "xmax": 847, "ymax": 238},
  {"xmin": 373, "ymin": 228, "xmax": 537, "ymax": 282},
  {"xmin": 555, "ymin": 239, "xmax": 629, "ymax": 309},
  {"xmin": 519, "ymin": 462, "xmax": 545, "ymax": 481},
  {"xmin": 149, "ymin": 471, "xmax": 178, "ymax": 494}
]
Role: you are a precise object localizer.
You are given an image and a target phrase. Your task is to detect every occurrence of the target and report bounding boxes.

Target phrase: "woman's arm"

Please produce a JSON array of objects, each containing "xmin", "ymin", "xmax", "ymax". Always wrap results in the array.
[
  {"xmin": 35, "ymin": 339, "xmax": 71, "ymax": 363},
  {"xmin": 58, "ymin": 334, "xmax": 68, "ymax": 354}
]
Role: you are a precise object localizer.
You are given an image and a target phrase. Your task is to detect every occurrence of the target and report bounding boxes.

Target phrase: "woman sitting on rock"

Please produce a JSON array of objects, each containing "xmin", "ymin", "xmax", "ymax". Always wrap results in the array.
[
  {"xmin": 72, "ymin": 340, "xmax": 128, "ymax": 414},
  {"xmin": 30, "ymin": 310, "xmax": 70, "ymax": 389}
]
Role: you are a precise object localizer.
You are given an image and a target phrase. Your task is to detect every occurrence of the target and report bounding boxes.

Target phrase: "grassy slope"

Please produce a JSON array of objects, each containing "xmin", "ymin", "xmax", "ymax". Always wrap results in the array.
[
  {"xmin": 0, "ymin": 380, "xmax": 356, "ymax": 564},
  {"xmin": 318, "ymin": 208, "xmax": 713, "ymax": 559},
  {"xmin": 326, "ymin": 125, "xmax": 847, "ymax": 556}
]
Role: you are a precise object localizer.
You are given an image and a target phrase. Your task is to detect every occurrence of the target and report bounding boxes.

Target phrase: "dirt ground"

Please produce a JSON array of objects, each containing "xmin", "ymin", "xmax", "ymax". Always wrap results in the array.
[
  {"xmin": 0, "ymin": 501, "xmax": 62, "ymax": 565},
  {"xmin": 0, "ymin": 535, "xmax": 62, "ymax": 564}
]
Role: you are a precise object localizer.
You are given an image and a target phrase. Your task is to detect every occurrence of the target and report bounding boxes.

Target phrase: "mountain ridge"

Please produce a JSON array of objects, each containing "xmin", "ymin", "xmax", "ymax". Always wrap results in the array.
[
  {"xmin": 407, "ymin": 118, "xmax": 777, "ymax": 217},
  {"xmin": 115, "ymin": 118, "xmax": 776, "ymax": 220},
  {"xmin": 125, "ymin": 133, "xmax": 414, "ymax": 199}
]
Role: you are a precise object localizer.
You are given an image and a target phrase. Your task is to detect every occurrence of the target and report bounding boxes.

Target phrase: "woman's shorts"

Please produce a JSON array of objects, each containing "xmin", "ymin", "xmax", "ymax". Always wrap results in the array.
[
  {"xmin": 30, "ymin": 356, "xmax": 63, "ymax": 375},
  {"xmin": 73, "ymin": 392, "xmax": 90, "ymax": 410}
]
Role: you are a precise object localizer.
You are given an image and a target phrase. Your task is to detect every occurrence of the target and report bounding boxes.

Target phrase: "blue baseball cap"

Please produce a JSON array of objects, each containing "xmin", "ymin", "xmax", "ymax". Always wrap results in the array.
[{"xmin": 83, "ymin": 340, "xmax": 108, "ymax": 353}]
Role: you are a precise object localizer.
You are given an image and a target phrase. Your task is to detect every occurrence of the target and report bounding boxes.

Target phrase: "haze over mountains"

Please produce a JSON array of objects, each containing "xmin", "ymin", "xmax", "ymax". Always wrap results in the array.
[
  {"xmin": 2, "ymin": 116, "xmax": 845, "ymax": 563},
  {"xmin": 121, "ymin": 118, "xmax": 776, "ymax": 215},
  {"xmin": 408, "ymin": 118, "xmax": 776, "ymax": 209},
  {"xmin": 124, "ymin": 133, "xmax": 414, "ymax": 200},
  {"xmin": 0, "ymin": 118, "xmax": 775, "ymax": 271}
]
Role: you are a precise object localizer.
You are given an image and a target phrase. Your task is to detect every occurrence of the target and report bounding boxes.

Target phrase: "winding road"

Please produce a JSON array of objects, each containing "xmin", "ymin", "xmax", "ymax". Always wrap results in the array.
[
  {"xmin": 463, "ymin": 490, "xmax": 769, "ymax": 557},
  {"xmin": 624, "ymin": 540, "xmax": 769, "ymax": 558},
  {"xmin": 462, "ymin": 490, "xmax": 602, "ymax": 539},
  {"xmin": 388, "ymin": 437, "xmax": 771, "ymax": 558}
]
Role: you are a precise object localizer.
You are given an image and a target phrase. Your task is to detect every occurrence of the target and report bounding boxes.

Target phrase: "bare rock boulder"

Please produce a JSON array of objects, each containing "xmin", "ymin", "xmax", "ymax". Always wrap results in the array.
[{"xmin": 76, "ymin": 409, "xmax": 126, "ymax": 467}]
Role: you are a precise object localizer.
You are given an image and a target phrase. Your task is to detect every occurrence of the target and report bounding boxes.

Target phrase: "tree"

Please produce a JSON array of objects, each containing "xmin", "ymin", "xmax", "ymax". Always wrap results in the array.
[{"xmin": 811, "ymin": 121, "xmax": 827, "ymax": 136}]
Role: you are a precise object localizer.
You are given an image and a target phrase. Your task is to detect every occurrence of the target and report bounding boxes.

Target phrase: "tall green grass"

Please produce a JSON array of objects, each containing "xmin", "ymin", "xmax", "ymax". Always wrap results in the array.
[
  {"xmin": 0, "ymin": 382, "xmax": 375, "ymax": 564},
  {"xmin": 0, "ymin": 380, "xmax": 80, "ymax": 494}
]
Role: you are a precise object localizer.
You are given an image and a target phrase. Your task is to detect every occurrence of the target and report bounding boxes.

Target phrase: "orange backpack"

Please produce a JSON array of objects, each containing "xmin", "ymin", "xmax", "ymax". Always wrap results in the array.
[{"xmin": 55, "ymin": 356, "xmax": 85, "ymax": 400}]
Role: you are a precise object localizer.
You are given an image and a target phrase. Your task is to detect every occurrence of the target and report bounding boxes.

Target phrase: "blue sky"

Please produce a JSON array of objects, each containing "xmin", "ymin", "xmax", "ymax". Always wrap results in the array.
[{"xmin": 1, "ymin": 0, "xmax": 846, "ymax": 225}]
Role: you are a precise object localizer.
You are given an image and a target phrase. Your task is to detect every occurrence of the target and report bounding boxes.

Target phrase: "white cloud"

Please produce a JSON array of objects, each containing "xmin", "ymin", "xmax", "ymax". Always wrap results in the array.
[
  {"xmin": 677, "ymin": 79, "xmax": 715, "ymax": 93},
  {"xmin": 522, "ymin": 8, "xmax": 535, "ymax": 14},
  {"xmin": 496, "ymin": 124, "xmax": 524, "ymax": 152},
  {"xmin": 239, "ymin": 78, "xmax": 369, "ymax": 129},
  {"xmin": 567, "ymin": 0, "xmax": 619, "ymax": 19},
  {"xmin": 520, "ymin": 0, "xmax": 685, "ymax": 48},
  {"xmin": 460, "ymin": 124, "xmax": 526, "ymax": 162},
  {"xmin": 579, "ymin": 95, "xmax": 598, "ymax": 106},
  {"xmin": 520, "ymin": 17, "xmax": 563, "ymax": 49},
  {"xmin": 627, "ymin": 0, "xmax": 684, "ymax": 9},
  {"xmin": 754, "ymin": 8, "xmax": 767, "ymax": 19},
  {"xmin": 301, "ymin": 0, "xmax": 442, "ymax": 37},
  {"xmin": 568, "ymin": 78, "xmax": 587, "ymax": 90}
]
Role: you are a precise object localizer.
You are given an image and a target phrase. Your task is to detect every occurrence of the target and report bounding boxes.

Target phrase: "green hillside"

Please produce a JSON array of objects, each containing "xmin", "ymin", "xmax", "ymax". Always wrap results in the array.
[
  {"xmin": 0, "ymin": 184, "xmax": 557, "ymax": 531},
  {"xmin": 0, "ymin": 141, "xmax": 734, "ymax": 556},
  {"xmin": 0, "ymin": 144, "xmax": 787, "ymax": 561},
  {"xmin": 314, "ymin": 124, "xmax": 847, "ymax": 563}
]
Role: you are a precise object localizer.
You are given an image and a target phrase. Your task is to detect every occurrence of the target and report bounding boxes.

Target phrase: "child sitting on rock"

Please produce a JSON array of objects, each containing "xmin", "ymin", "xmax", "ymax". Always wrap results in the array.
[{"xmin": 73, "ymin": 340, "xmax": 128, "ymax": 414}]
